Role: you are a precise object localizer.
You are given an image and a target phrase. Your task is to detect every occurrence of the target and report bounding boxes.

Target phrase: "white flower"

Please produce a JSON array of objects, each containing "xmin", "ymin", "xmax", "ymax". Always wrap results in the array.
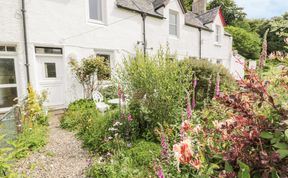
[
  {"xmin": 108, "ymin": 127, "xmax": 118, "ymax": 131},
  {"xmin": 108, "ymin": 136, "xmax": 113, "ymax": 140}
]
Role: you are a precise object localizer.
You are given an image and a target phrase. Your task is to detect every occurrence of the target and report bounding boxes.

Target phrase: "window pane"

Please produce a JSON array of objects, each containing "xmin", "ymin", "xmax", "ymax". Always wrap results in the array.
[
  {"xmin": 0, "ymin": 59, "xmax": 16, "ymax": 84},
  {"xmin": 44, "ymin": 63, "xmax": 57, "ymax": 78},
  {"xmin": 169, "ymin": 13, "xmax": 177, "ymax": 25},
  {"xmin": 35, "ymin": 47, "xmax": 62, "ymax": 55},
  {"xmin": 169, "ymin": 24, "xmax": 177, "ymax": 36},
  {"xmin": 0, "ymin": 87, "xmax": 17, "ymax": 108},
  {"xmin": 0, "ymin": 46, "xmax": 5, "ymax": 51},
  {"xmin": 6, "ymin": 46, "xmax": 16, "ymax": 52},
  {"xmin": 89, "ymin": 0, "xmax": 102, "ymax": 21}
]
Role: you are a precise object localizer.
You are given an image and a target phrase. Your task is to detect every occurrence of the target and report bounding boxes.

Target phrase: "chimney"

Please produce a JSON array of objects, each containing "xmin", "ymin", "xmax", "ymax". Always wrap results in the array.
[{"xmin": 192, "ymin": 0, "xmax": 207, "ymax": 15}]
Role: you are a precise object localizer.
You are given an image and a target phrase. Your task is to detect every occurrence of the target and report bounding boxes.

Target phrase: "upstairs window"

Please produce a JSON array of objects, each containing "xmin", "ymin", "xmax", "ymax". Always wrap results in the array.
[
  {"xmin": 169, "ymin": 10, "xmax": 178, "ymax": 36},
  {"xmin": 0, "ymin": 45, "xmax": 16, "ymax": 52},
  {"xmin": 35, "ymin": 47, "xmax": 63, "ymax": 55},
  {"xmin": 216, "ymin": 25, "xmax": 221, "ymax": 43},
  {"xmin": 89, "ymin": 0, "xmax": 103, "ymax": 22}
]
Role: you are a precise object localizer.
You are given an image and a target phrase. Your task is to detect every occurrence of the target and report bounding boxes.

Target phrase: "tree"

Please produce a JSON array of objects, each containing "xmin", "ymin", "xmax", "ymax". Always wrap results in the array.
[
  {"xmin": 69, "ymin": 56, "xmax": 111, "ymax": 99},
  {"xmin": 208, "ymin": 0, "xmax": 246, "ymax": 25},
  {"xmin": 183, "ymin": 0, "xmax": 193, "ymax": 11},
  {"xmin": 225, "ymin": 26, "xmax": 261, "ymax": 59},
  {"xmin": 247, "ymin": 13, "xmax": 288, "ymax": 53}
]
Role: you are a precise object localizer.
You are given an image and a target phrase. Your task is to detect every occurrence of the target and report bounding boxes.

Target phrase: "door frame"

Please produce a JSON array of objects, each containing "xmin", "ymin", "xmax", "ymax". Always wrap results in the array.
[{"xmin": 35, "ymin": 46, "xmax": 66, "ymax": 109}]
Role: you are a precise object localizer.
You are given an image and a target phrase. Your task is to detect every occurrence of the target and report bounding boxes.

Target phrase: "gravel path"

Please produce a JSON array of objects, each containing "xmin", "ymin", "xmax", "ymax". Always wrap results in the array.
[{"xmin": 15, "ymin": 113, "xmax": 91, "ymax": 178}]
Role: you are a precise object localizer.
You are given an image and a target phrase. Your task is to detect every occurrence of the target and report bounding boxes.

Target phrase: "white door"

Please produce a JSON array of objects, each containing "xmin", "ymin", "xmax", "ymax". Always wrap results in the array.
[{"xmin": 37, "ymin": 56, "xmax": 65, "ymax": 108}]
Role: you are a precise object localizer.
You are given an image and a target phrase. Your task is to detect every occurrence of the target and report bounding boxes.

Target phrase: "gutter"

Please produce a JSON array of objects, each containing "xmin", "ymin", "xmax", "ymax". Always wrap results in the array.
[
  {"xmin": 141, "ymin": 13, "xmax": 147, "ymax": 58},
  {"xmin": 198, "ymin": 28, "xmax": 202, "ymax": 59},
  {"xmin": 21, "ymin": 0, "xmax": 30, "ymax": 83}
]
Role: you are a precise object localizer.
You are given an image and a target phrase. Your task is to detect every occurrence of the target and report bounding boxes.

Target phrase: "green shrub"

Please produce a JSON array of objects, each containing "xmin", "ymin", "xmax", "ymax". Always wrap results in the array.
[
  {"xmin": 60, "ymin": 99, "xmax": 96, "ymax": 130},
  {"xmin": 87, "ymin": 140, "xmax": 160, "ymax": 178},
  {"xmin": 99, "ymin": 86, "xmax": 118, "ymax": 101},
  {"xmin": 119, "ymin": 51, "xmax": 192, "ymax": 139},
  {"xmin": 179, "ymin": 58, "xmax": 236, "ymax": 107},
  {"xmin": 77, "ymin": 110, "xmax": 118, "ymax": 153},
  {"xmin": 9, "ymin": 124, "xmax": 48, "ymax": 159},
  {"xmin": 124, "ymin": 140, "xmax": 161, "ymax": 166},
  {"xmin": 225, "ymin": 26, "xmax": 261, "ymax": 59},
  {"xmin": 119, "ymin": 51, "xmax": 236, "ymax": 140}
]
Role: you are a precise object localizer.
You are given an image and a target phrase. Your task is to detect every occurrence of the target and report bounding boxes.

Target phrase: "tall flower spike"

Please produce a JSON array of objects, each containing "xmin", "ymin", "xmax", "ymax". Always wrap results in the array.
[
  {"xmin": 192, "ymin": 77, "xmax": 197, "ymax": 110},
  {"xmin": 160, "ymin": 133, "xmax": 169, "ymax": 160},
  {"xmin": 215, "ymin": 73, "xmax": 220, "ymax": 97},
  {"xmin": 259, "ymin": 29, "xmax": 269, "ymax": 69},
  {"xmin": 156, "ymin": 165, "xmax": 165, "ymax": 178},
  {"xmin": 186, "ymin": 97, "xmax": 192, "ymax": 120}
]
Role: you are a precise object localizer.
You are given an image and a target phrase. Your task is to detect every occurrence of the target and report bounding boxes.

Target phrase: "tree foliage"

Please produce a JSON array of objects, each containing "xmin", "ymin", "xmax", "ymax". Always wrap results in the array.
[
  {"xmin": 225, "ymin": 26, "xmax": 261, "ymax": 59},
  {"xmin": 69, "ymin": 56, "xmax": 111, "ymax": 99},
  {"xmin": 208, "ymin": 0, "xmax": 246, "ymax": 25}
]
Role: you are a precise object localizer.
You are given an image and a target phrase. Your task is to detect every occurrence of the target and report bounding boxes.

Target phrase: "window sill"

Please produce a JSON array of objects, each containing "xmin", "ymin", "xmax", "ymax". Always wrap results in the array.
[
  {"xmin": 169, "ymin": 35, "xmax": 180, "ymax": 40},
  {"xmin": 214, "ymin": 43, "xmax": 222, "ymax": 47},
  {"xmin": 87, "ymin": 19, "xmax": 106, "ymax": 26}
]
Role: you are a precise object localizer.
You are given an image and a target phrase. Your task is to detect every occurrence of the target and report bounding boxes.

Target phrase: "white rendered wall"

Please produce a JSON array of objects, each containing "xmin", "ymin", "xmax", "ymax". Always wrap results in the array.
[{"xmin": 0, "ymin": 0, "xmax": 235, "ymax": 108}]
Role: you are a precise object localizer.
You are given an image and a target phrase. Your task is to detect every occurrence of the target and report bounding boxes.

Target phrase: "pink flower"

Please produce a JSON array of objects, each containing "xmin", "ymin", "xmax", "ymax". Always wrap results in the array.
[
  {"xmin": 156, "ymin": 166, "xmax": 165, "ymax": 178},
  {"xmin": 181, "ymin": 120, "xmax": 191, "ymax": 132},
  {"xmin": 192, "ymin": 124, "xmax": 202, "ymax": 135},
  {"xmin": 191, "ymin": 159, "xmax": 201, "ymax": 170},
  {"xmin": 161, "ymin": 133, "xmax": 169, "ymax": 160},
  {"xmin": 173, "ymin": 139, "xmax": 193, "ymax": 171},
  {"xmin": 127, "ymin": 114, "xmax": 133, "ymax": 122},
  {"xmin": 215, "ymin": 74, "xmax": 221, "ymax": 97}
]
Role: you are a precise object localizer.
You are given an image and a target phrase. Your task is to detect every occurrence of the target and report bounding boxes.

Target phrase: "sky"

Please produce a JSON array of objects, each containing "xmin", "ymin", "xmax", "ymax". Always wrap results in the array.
[{"xmin": 234, "ymin": 0, "xmax": 288, "ymax": 19}]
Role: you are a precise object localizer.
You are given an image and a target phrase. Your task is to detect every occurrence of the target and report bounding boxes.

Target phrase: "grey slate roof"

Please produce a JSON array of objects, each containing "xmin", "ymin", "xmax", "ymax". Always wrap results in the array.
[
  {"xmin": 196, "ymin": 6, "xmax": 221, "ymax": 25},
  {"xmin": 116, "ymin": 0, "xmax": 165, "ymax": 18},
  {"xmin": 116, "ymin": 0, "xmax": 223, "ymax": 32},
  {"xmin": 185, "ymin": 12, "xmax": 209, "ymax": 30}
]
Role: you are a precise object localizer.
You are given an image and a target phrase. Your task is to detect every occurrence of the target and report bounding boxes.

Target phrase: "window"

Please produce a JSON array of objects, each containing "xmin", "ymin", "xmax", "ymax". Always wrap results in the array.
[
  {"xmin": 89, "ymin": 0, "xmax": 103, "ymax": 22},
  {"xmin": 96, "ymin": 54, "xmax": 111, "ymax": 79},
  {"xmin": 35, "ymin": 47, "xmax": 63, "ymax": 55},
  {"xmin": 169, "ymin": 10, "xmax": 178, "ymax": 36},
  {"xmin": 0, "ymin": 58, "xmax": 17, "ymax": 108},
  {"xmin": 44, "ymin": 63, "xmax": 57, "ymax": 78},
  {"xmin": 0, "ymin": 45, "xmax": 16, "ymax": 52},
  {"xmin": 216, "ymin": 25, "xmax": 221, "ymax": 43},
  {"xmin": 216, "ymin": 59, "xmax": 222, "ymax": 64}
]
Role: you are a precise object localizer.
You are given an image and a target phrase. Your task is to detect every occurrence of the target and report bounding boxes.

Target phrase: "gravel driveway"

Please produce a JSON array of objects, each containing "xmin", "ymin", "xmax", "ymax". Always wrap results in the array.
[{"xmin": 15, "ymin": 113, "xmax": 91, "ymax": 178}]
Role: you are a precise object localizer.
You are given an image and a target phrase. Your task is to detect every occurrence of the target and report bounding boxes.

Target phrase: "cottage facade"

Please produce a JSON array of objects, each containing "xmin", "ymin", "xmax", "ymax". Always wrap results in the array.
[{"xmin": 0, "ymin": 0, "xmax": 240, "ymax": 112}]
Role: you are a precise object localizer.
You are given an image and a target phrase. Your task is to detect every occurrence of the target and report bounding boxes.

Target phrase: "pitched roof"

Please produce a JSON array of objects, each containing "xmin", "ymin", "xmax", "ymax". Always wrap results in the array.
[
  {"xmin": 116, "ymin": 0, "xmax": 165, "ymax": 18},
  {"xmin": 116, "ymin": 1, "xmax": 224, "ymax": 32},
  {"xmin": 185, "ymin": 12, "xmax": 209, "ymax": 30},
  {"xmin": 196, "ymin": 6, "xmax": 220, "ymax": 25}
]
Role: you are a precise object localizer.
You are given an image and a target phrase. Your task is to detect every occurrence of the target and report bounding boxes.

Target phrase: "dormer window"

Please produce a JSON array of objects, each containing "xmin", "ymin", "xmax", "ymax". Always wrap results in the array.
[
  {"xmin": 216, "ymin": 25, "xmax": 221, "ymax": 43},
  {"xmin": 89, "ymin": 0, "xmax": 104, "ymax": 22}
]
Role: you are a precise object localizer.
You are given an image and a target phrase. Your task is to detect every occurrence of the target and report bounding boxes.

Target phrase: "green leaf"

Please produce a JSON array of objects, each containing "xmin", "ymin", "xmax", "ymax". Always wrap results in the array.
[
  {"xmin": 237, "ymin": 160, "xmax": 250, "ymax": 178},
  {"xmin": 225, "ymin": 161, "xmax": 234, "ymax": 172},
  {"xmin": 271, "ymin": 138, "xmax": 280, "ymax": 144},
  {"xmin": 273, "ymin": 142, "xmax": 288, "ymax": 149},
  {"xmin": 260, "ymin": 132, "xmax": 274, "ymax": 139},
  {"xmin": 277, "ymin": 149, "xmax": 288, "ymax": 159},
  {"xmin": 285, "ymin": 129, "xmax": 288, "ymax": 139},
  {"xmin": 271, "ymin": 169, "xmax": 280, "ymax": 178}
]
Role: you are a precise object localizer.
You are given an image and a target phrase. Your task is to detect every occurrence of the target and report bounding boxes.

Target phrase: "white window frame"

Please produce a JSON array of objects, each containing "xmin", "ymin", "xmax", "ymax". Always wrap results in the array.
[
  {"xmin": 215, "ymin": 25, "xmax": 221, "ymax": 43},
  {"xmin": 0, "ymin": 56, "xmax": 19, "ymax": 111},
  {"xmin": 169, "ymin": 10, "xmax": 179, "ymax": 37},
  {"xmin": 87, "ymin": 0, "xmax": 106, "ymax": 25}
]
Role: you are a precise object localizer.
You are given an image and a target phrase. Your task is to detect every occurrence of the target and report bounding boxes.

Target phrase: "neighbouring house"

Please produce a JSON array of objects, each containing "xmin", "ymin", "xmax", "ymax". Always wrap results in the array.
[{"xmin": 0, "ymin": 0, "xmax": 243, "ymax": 112}]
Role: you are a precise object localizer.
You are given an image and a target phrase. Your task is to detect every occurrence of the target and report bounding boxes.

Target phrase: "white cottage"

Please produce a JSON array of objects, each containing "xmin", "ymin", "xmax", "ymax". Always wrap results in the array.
[{"xmin": 0, "ymin": 0, "xmax": 241, "ymax": 112}]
